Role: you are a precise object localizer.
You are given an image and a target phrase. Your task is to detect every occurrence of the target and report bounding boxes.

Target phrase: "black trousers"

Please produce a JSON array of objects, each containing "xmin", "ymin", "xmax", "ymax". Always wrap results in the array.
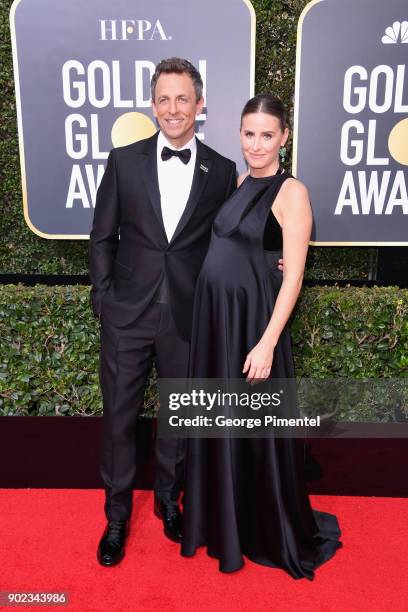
[{"xmin": 99, "ymin": 302, "xmax": 189, "ymax": 521}]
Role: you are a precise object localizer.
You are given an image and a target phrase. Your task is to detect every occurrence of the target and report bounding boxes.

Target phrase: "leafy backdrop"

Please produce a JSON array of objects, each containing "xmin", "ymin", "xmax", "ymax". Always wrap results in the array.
[{"xmin": 0, "ymin": 285, "xmax": 406, "ymax": 418}]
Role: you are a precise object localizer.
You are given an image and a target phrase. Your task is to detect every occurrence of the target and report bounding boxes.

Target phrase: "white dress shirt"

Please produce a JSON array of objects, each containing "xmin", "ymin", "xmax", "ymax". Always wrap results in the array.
[{"xmin": 157, "ymin": 131, "xmax": 197, "ymax": 242}]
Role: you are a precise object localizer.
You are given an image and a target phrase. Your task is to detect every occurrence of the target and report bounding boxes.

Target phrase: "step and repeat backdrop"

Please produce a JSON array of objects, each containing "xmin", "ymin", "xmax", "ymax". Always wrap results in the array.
[
  {"xmin": 10, "ymin": 0, "xmax": 255, "ymax": 237},
  {"xmin": 294, "ymin": 0, "xmax": 408, "ymax": 244},
  {"xmin": 10, "ymin": 0, "xmax": 408, "ymax": 244}
]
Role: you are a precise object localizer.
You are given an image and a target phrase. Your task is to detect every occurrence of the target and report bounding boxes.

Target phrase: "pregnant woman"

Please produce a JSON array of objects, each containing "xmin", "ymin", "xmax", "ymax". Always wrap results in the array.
[{"xmin": 181, "ymin": 94, "xmax": 342, "ymax": 579}]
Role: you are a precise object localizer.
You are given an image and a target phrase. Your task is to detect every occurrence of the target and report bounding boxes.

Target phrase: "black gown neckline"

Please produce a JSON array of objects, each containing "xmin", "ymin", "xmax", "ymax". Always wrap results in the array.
[{"xmin": 246, "ymin": 167, "xmax": 285, "ymax": 182}]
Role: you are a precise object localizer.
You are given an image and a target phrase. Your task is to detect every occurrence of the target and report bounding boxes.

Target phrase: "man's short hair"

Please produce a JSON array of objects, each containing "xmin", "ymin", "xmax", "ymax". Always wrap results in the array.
[{"xmin": 151, "ymin": 57, "xmax": 203, "ymax": 102}]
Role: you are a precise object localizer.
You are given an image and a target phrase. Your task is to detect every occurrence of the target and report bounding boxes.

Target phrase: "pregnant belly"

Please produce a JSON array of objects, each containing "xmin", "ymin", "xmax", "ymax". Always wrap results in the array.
[{"xmin": 199, "ymin": 249, "xmax": 252, "ymax": 288}]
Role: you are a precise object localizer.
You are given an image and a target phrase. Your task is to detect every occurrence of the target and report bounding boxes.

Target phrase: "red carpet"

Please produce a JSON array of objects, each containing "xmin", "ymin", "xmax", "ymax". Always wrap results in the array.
[{"xmin": 0, "ymin": 490, "xmax": 407, "ymax": 611}]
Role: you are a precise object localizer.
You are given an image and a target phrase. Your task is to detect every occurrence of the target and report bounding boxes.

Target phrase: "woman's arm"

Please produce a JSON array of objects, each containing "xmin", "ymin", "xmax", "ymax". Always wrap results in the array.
[{"xmin": 243, "ymin": 178, "xmax": 312, "ymax": 382}]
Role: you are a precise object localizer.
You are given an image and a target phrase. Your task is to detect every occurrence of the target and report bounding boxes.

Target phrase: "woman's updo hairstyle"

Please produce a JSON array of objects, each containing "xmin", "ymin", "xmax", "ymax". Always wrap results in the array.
[{"xmin": 240, "ymin": 94, "xmax": 288, "ymax": 132}]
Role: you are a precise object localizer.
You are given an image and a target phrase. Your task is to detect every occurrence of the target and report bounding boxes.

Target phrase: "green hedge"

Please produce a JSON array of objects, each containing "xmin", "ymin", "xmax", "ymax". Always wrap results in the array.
[
  {"xmin": 0, "ymin": 0, "xmax": 375, "ymax": 278},
  {"xmin": 0, "ymin": 284, "xmax": 406, "ymax": 419}
]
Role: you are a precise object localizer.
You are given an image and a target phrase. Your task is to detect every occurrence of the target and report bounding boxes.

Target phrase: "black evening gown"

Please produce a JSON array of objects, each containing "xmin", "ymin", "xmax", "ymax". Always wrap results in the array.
[{"xmin": 181, "ymin": 171, "xmax": 342, "ymax": 579}]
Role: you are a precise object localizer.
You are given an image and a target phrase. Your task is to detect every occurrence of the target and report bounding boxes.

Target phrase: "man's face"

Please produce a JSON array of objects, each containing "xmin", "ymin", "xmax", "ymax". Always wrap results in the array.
[{"xmin": 152, "ymin": 72, "xmax": 204, "ymax": 148}]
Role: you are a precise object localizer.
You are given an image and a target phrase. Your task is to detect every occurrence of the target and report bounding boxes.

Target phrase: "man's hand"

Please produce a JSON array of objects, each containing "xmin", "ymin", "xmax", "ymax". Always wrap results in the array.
[{"xmin": 278, "ymin": 258, "xmax": 283, "ymax": 272}]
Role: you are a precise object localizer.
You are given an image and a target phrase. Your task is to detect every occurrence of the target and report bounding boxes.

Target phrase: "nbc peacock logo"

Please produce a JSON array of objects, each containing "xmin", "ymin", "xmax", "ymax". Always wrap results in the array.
[{"xmin": 381, "ymin": 21, "xmax": 408, "ymax": 44}]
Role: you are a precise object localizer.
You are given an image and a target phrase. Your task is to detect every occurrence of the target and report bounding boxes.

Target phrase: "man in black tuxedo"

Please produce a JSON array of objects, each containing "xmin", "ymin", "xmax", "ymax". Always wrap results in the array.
[{"xmin": 90, "ymin": 58, "xmax": 237, "ymax": 566}]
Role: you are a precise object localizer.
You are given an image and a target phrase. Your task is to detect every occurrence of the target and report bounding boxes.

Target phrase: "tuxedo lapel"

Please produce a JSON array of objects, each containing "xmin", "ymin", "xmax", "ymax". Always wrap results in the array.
[
  {"xmin": 141, "ymin": 132, "xmax": 168, "ymax": 242},
  {"xmin": 170, "ymin": 139, "xmax": 212, "ymax": 244}
]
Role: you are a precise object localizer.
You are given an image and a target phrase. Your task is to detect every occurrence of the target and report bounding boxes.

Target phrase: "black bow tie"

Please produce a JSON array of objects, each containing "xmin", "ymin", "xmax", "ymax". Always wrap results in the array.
[{"xmin": 161, "ymin": 146, "xmax": 191, "ymax": 165}]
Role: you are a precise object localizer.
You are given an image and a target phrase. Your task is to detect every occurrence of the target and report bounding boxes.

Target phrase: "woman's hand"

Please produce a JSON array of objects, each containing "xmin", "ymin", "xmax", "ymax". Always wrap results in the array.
[{"xmin": 242, "ymin": 340, "xmax": 275, "ymax": 384}]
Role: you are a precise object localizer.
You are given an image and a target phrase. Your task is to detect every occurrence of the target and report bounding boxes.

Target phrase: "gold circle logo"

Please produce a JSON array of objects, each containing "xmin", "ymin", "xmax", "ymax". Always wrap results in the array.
[
  {"xmin": 388, "ymin": 118, "xmax": 408, "ymax": 166},
  {"xmin": 111, "ymin": 112, "xmax": 157, "ymax": 148}
]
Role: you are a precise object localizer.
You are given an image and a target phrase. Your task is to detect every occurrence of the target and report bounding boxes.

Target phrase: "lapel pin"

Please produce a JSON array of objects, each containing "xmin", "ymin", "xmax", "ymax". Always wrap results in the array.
[{"xmin": 200, "ymin": 163, "xmax": 209, "ymax": 173}]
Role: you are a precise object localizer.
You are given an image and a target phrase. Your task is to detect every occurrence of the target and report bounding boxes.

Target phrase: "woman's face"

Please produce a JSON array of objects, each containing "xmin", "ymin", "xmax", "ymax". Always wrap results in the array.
[{"xmin": 240, "ymin": 112, "xmax": 289, "ymax": 175}]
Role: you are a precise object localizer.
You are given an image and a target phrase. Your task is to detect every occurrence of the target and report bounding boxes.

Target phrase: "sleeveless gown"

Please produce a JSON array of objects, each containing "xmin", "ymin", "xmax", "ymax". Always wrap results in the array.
[{"xmin": 180, "ymin": 171, "xmax": 342, "ymax": 579}]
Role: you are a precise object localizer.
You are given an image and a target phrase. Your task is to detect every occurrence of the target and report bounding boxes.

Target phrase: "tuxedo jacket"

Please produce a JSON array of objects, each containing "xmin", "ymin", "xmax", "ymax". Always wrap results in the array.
[{"xmin": 89, "ymin": 131, "xmax": 237, "ymax": 340}]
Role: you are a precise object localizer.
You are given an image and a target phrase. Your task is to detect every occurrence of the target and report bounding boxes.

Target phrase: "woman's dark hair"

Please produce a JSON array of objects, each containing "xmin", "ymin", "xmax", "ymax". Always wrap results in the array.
[
  {"xmin": 151, "ymin": 57, "xmax": 203, "ymax": 102},
  {"xmin": 241, "ymin": 94, "xmax": 288, "ymax": 132}
]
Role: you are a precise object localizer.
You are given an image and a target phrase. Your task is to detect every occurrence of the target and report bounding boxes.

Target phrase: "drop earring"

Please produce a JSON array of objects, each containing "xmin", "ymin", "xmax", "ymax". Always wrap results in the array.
[{"xmin": 279, "ymin": 146, "xmax": 287, "ymax": 164}]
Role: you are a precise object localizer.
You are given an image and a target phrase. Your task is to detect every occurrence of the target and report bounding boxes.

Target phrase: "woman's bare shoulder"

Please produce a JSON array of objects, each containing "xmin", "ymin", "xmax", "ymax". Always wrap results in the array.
[
  {"xmin": 237, "ymin": 171, "xmax": 249, "ymax": 187},
  {"xmin": 278, "ymin": 176, "xmax": 312, "ymax": 221},
  {"xmin": 282, "ymin": 176, "xmax": 309, "ymax": 199}
]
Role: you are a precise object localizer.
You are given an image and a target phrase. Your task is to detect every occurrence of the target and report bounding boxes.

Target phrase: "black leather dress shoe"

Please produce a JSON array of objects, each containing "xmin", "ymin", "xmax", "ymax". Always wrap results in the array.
[
  {"xmin": 97, "ymin": 520, "xmax": 129, "ymax": 566},
  {"xmin": 154, "ymin": 498, "xmax": 182, "ymax": 543}
]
